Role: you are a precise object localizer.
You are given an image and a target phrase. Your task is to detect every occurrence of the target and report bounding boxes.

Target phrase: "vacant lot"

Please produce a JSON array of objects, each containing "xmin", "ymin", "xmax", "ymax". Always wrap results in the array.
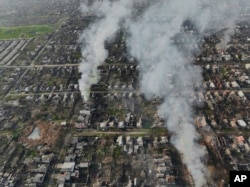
[{"xmin": 0, "ymin": 25, "xmax": 52, "ymax": 39}]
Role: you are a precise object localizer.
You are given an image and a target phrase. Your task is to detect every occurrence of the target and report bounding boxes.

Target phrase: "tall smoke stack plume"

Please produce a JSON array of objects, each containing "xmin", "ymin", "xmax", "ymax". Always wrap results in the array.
[{"xmin": 78, "ymin": 0, "xmax": 249, "ymax": 186}]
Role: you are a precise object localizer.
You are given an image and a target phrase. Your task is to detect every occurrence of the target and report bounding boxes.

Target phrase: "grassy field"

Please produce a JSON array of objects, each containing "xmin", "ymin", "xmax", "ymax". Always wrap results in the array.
[{"xmin": 0, "ymin": 25, "xmax": 53, "ymax": 39}]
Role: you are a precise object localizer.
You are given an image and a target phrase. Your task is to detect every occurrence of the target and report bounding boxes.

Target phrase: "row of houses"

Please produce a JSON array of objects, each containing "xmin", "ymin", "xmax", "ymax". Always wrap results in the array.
[
  {"xmin": 56, "ymin": 136, "xmax": 91, "ymax": 187},
  {"xmin": 24, "ymin": 153, "xmax": 54, "ymax": 187}
]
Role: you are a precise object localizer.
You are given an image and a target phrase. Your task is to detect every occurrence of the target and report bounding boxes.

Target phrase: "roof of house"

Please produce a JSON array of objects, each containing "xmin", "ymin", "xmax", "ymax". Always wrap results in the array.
[{"xmin": 61, "ymin": 162, "xmax": 75, "ymax": 172}]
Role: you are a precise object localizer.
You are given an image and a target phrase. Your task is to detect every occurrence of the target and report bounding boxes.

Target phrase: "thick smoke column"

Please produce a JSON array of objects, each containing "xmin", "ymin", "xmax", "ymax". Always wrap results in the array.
[
  {"xmin": 78, "ymin": 0, "xmax": 249, "ymax": 186},
  {"xmin": 127, "ymin": 1, "xmax": 207, "ymax": 185},
  {"xmin": 127, "ymin": 0, "xmax": 247, "ymax": 186},
  {"xmin": 78, "ymin": 0, "xmax": 135, "ymax": 101}
]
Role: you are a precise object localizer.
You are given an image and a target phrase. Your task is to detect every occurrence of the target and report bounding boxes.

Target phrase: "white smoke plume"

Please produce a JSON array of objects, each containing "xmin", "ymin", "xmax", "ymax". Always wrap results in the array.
[
  {"xmin": 127, "ymin": 0, "xmax": 248, "ymax": 186},
  {"xmin": 78, "ymin": 0, "xmax": 249, "ymax": 186},
  {"xmin": 78, "ymin": 0, "xmax": 137, "ymax": 101},
  {"xmin": 127, "ymin": 2, "xmax": 207, "ymax": 186}
]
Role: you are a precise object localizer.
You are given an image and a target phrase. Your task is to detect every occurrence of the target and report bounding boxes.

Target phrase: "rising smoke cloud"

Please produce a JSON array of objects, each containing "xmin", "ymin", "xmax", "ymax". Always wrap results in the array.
[
  {"xmin": 127, "ymin": 1, "xmax": 207, "ymax": 185},
  {"xmin": 79, "ymin": 0, "xmax": 249, "ymax": 186},
  {"xmin": 78, "ymin": 0, "xmax": 136, "ymax": 101}
]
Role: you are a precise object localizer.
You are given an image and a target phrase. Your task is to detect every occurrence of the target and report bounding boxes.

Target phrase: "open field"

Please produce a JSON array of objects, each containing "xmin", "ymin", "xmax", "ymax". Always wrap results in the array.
[{"xmin": 0, "ymin": 25, "xmax": 53, "ymax": 39}]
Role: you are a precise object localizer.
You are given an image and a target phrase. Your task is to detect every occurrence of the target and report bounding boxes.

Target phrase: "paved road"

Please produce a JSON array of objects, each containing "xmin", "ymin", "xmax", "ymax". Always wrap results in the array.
[
  {"xmin": 5, "ymin": 88, "xmax": 250, "ymax": 98},
  {"xmin": 6, "ymin": 90, "xmax": 138, "ymax": 97},
  {"xmin": 0, "ymin": 62, "xmax": 138, "ymax": 69},
  {"xmin": 195, "ymin": 60, "xmax": 250, "ymax": 66},
  {"xmin": 216, "ymin": 130, "xmax": 250, "ymax": 136},
  {"xmin": 74, "ymin": 129, "xmax": 168, "ymax": 137},
  {"xmin": 0, "ymin": 63, "xmax": 79, "ymax": 68}
]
